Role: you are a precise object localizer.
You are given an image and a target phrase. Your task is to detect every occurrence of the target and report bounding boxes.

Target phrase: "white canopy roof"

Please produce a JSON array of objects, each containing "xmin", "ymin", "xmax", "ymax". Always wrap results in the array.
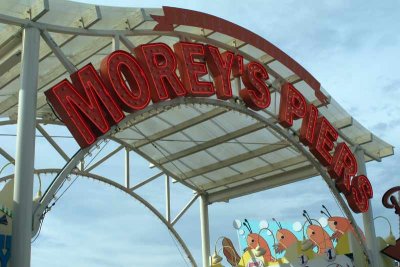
[{"xmin": 0, "ymin": 0, "xmax": 393, "ymax": 202}]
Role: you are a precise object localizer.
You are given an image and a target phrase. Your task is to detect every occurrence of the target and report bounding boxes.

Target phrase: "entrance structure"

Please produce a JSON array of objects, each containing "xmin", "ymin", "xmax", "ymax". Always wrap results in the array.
[{"xmin": 0, "ymin": 1, "xmax": 394, "ymax": 266}]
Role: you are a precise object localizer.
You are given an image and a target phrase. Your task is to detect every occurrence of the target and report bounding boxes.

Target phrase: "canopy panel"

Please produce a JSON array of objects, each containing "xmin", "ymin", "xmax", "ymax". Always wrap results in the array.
[{"xmin": 0, "ymin": 0, "xmax": 393, "ymax": 201}]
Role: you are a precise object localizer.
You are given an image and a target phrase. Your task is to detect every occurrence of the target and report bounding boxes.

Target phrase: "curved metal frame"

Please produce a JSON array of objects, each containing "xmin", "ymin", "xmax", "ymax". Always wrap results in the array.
[
  {"xmin": 0, "ymin": 169, "xmax": 197, "ymax": 267},
  {"xmin": 25, "ymin": 97, "xmax": 370, "ymax": 261},
  {"xmin": 0, "ymin": 5, "xmax": 375, "ymax": 265}
]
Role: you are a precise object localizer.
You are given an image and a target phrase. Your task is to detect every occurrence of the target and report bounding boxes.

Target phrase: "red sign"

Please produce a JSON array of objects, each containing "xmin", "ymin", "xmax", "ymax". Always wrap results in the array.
[
  {"xmin": 381, "ymin": 238, "xmax": 400, "ymax": 261},
  {"xmin": 45, "ymin": 41, "xmax": 373, "ymax": 213},
  {"xmin": 277, "ymin": 83, "xmax": 373, "ymax": 213},
  {"xmin": 382, "ymin": 186, "xmax": 400, "ymax": 215}
]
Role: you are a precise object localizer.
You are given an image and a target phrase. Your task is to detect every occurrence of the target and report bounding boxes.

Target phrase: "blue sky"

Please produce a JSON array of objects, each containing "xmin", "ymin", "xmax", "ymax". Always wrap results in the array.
[{"xmin": 2, "ymin": 0, "xmax": 400, "ymax": 266}]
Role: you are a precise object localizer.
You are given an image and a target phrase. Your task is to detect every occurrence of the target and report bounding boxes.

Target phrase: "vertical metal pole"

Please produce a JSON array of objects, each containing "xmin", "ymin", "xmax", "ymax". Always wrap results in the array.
[
  {"xmin": 349, "ymin": 232, "xmax": 365, "ymax": 266},
  {"xmin": 112, "ymin": 35, "xmax": 120, "ymax": 51},
  {"xmin": 355, "ymin": 147, "xmax": 381, "ymax": 267},
  {"xmin": 200, "ymin": 194, "xmax": 210, "ymax": 267},
  {"xmin": 165, "ymin": 175, "xmax": 170, "ymax": 222},
  {"xmin": 125, "ymin": 148, "xmax": 130, "ymax": 188},
  {"xmin": 11, "ymin": 25, "xmax": 40, "ymax": 267}
]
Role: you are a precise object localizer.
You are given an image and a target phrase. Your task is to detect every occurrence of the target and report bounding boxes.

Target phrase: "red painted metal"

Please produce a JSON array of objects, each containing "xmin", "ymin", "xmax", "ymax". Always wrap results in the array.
[{"xmin": 152, "ymin": 6, "xmax": 328, "ymax": 104}]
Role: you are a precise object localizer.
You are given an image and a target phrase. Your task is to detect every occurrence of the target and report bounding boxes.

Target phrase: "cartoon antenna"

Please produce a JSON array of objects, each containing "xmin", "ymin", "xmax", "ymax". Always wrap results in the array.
[
  {"xmin": 243, "ymin": 219, "xmax": 253, "ymax": 233},
  {"xmin": 320, "ymin": 205, "xmax": 332, "ymax": 218},
  {"xmin": 303, "ymin": 210, "xmax": 313, "ymax": 225},
  {"xmin": 272, "ymin": 218, "xmax": 282, "ymax": 230}
]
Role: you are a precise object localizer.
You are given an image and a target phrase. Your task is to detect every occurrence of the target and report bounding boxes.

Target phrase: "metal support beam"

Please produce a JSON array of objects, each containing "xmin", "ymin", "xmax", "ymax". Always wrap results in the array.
[
  {"xmin": 158, "ymin": 122, "xmax": 267, "ymax": 165},
  {"xmin": 208, "ymin": 165, "xmax": 317, "ymax": 203},
  {"xmin": 25, "ymin": 168, "xmax": 198, "ymax": 267},
  {"xmin": 171, "ymin": 194, "xmax": 199, "ymax": 226},
  {"xmin": 180, "ymin": 140, "xmax": 289, "ymax": 180},
  {"xmin": 203, "ymin": 155, "xmax": 308, "ymax": 191},
  {"xmin": 355, "ymin": 147, "xmax": 381, "ymax": 267},
  {"xmin": 165, "ymin": 175, "xmax": 171, "ymax": 222},
  {"xmin": 332, "ymin": 116, "xmax": 353, "ymax": 129},
  {"xmin": 133, "ymin": 108, "xmax": 226, "ymax": 149},
  {"xmin": 200, "ymin": 194, "xmax": 210, "ymax": 267},
  {"xmin": 130, "ymin": 171, "xmax": 164, "ymax": 191},
  {"xmin": 125, "ymin": 148, "xmax": 130, "ymax": 188},
  {"xmin": 11, "ymin": 25, "xmax": 40, "ymax": 267},
  {"xmin": 119, "ymin": 34, "xmax": 136, "ymax": 51},
  {"xmin": 112, "ymin": 34, "xmax": 120, "ymax": 51},
  {"xmin": 85, "ymin": 145, "xmax": 124, "ymax": 172},
  {"xmin": 352, "ymin": 133, "xmax": 373, "ymax": 146},
  {"xmin": 0, "ymin": 147, "xmax": 15, "ymax": 164},
  {"xmin": 40, "ymin": 30, "xmax": 77, "ymax": 74},
  {"xmin": 36, "ymin": 124, "xmax": 69, "ymax": 161}
]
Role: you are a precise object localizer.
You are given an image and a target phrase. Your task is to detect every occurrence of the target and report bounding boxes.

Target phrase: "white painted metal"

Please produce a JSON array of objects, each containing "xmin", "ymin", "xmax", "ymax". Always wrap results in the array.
[
  {"xmin": 11, "ymin": 25, "xmax": 40, "ymax": 267},
  {"xmin": 180, "ymin": 140, "xmax": 289, "ymax": 180},
  {"xmin": 208, "ymin": 165, "xmax": 316, "ymax": 202},
  {"xmin": 130, "ymin": 172, "xmax": 164, "ymax": 191},
  {"xmin": 0, "ymin": 3, "xmax": 395, "ymax": 267},
  {"xmin": 166, "ymin": 175, "xmax": 171, "ymax": 222},
  {"xmin": 200, "ymin": 194, "xmax": 210, "ymax": 267},
  {"xmin": 1, "ymin": 168, "xmax": 198, "ymax": 267},
  {"xmin": 125, "ymin": 148, "xmax": 130, "ymax": 188},
  {"xmin": 0, "ymin": 5, "xmax": 394, "ymax": 166},
  {"xmin": 36, "ymin": 124, "xmax": 70, "ymax": 161},
  {"xmin": 119, "ymin": 35, "xmax": 136, "ymax": 51},
  {"xmin": 157, "ymin": 122, "xmax": 267, "ymax": 165},
  {"xmin": 112, "ymin": 35, "xmax": 120, "ymax": 51},
  {"xmin": 132, "ymin": 108, "xmax": 227, "ymax": 149},
  {"xmin": 40, "ymin": 30, "xmax": 77, "ymax": 74},
  {"xmin": 172, "ymin": 194, "xmax": 199, "ymax": 226},
  {"xmin": 355, "ymin": 147, "xmax": 382, "ymax": 267},
  {"xmin": 85, "ymin": 145, "xmax": 124, "ymax": 172},
  {"xmin": 0, "ymin": 147, "xmax": 15, "ymax": 164}
]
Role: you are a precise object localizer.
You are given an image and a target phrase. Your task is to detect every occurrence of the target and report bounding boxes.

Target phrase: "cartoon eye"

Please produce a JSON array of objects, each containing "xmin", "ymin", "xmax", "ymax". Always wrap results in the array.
[
  {"xmin": 334, "ymin": 221, "xmax": 338, "ymax": 226},
  {"xmin": 281, "ymin": 236, "xmax": 284, "ymax": 239},
  {"xmin": 311, "ymin": 231, "xmax": 315, "ymax": 235},
  {"xmin": 251, "ymin": 239, "xmax": 255, "ymax": 243}
]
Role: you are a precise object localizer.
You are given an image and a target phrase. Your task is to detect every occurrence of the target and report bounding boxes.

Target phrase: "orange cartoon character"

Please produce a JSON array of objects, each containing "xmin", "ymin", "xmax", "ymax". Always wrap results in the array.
[
  {"xmin": 320, "ymin": 205, "xmax": 365, "ymax": 256},
  {"xmin": 220, "ymin": 219, "xmax": 275, "ymax": 267},
  {"xmin": 272, "ymin": 218, "xmax": 298, "ymax": 254},
  {"xmin": 243, "ymin": 219, "xmax": 276, "ymax": 263},
  {"xmin": 321, "ymin": 205, "xmax": 364, "ymax": 242},
  {"xmin": 302, "ymin": 210, "xmax": 334, "ymax": 255},
  {"xmin": 272, "ymin": 218, "xmax": 315, "ymax": 263}
]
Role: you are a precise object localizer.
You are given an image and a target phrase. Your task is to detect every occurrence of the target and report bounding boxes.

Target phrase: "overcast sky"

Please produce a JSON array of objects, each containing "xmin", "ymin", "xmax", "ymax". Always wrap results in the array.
[{"xmin": 2, "ymin": 0, "xmax": 400, "ymax": 266}]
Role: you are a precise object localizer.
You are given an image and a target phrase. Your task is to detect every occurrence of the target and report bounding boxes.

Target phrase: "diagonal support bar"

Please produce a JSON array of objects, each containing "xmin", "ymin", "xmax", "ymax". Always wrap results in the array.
[
  {"xmin": 130, "ymin": 171, "xmax": 164, "ymax": 191},
  {"xmin": 85, "ymin": 145, "xmax": 124, "ymax": 172},
  {"xmin": 0, "ymin": 147, "xmax": 15, "ymax": 164},
  {"xmin": 36, "ymin": 124, "xmax": 70, "ymax": 161},
  {"xmin": 171, "ymin": 194, "xmax": 199, "ymax": 226},
  {"xmin": 119, "ymin": 34, "xmax": 136, "ymax": 51},
  {"xmin": 40, "ymin": 30, "xmax": 77, "ymax": 74}
]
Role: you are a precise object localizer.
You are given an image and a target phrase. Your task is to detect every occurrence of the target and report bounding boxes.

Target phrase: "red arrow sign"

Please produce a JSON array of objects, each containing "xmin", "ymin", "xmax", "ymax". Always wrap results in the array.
[{"xmin": 381, "ymin": 238, "xmax": 400, "ymax": 261}]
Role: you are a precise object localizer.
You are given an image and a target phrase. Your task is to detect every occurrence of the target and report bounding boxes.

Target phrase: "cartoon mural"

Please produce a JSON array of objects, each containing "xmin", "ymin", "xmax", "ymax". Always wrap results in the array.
[
  {"xmin": 0, "ymin": 180, "xmax": 14, "ymax": 267},
  {"xmin": 212, "ymin": 205, "xmax": 397, "ymax": 267},
  {"xmin": 0, "ymin": 163, "xmax": 43, "ymax": 267}
]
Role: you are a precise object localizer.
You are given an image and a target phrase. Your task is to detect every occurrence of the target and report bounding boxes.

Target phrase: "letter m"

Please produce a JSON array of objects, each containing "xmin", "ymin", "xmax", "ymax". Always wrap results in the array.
[{"xmin": 45, "ymin": 64, "xmax": 125, "ymax": 148}]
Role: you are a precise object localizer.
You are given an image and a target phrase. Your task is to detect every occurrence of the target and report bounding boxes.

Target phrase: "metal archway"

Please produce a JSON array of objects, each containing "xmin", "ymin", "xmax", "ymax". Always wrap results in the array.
[
  {"xmin": 30, "ymin": 97, "xmax": 370, "ymax": 261},
  {"xmin": 0, "ymin": 168, "xmax": 198, "ymax": 266},
  {"xmin": 0, "ymin": 2, "xmax": 392, "ymax": 267}
]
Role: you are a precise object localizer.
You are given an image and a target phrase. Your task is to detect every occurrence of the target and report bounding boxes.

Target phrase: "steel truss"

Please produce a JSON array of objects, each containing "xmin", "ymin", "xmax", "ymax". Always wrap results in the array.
[
  {"xmin": 0, "ymin": 169, "xmax": 198, "ymax": 266},
  {"xmin": 0, "ymin": 2, "xmax": 386, "ymax": 266},
  {"xmin": 22, "ymin": 98, "xmax": 370, "ymax": 263}
]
